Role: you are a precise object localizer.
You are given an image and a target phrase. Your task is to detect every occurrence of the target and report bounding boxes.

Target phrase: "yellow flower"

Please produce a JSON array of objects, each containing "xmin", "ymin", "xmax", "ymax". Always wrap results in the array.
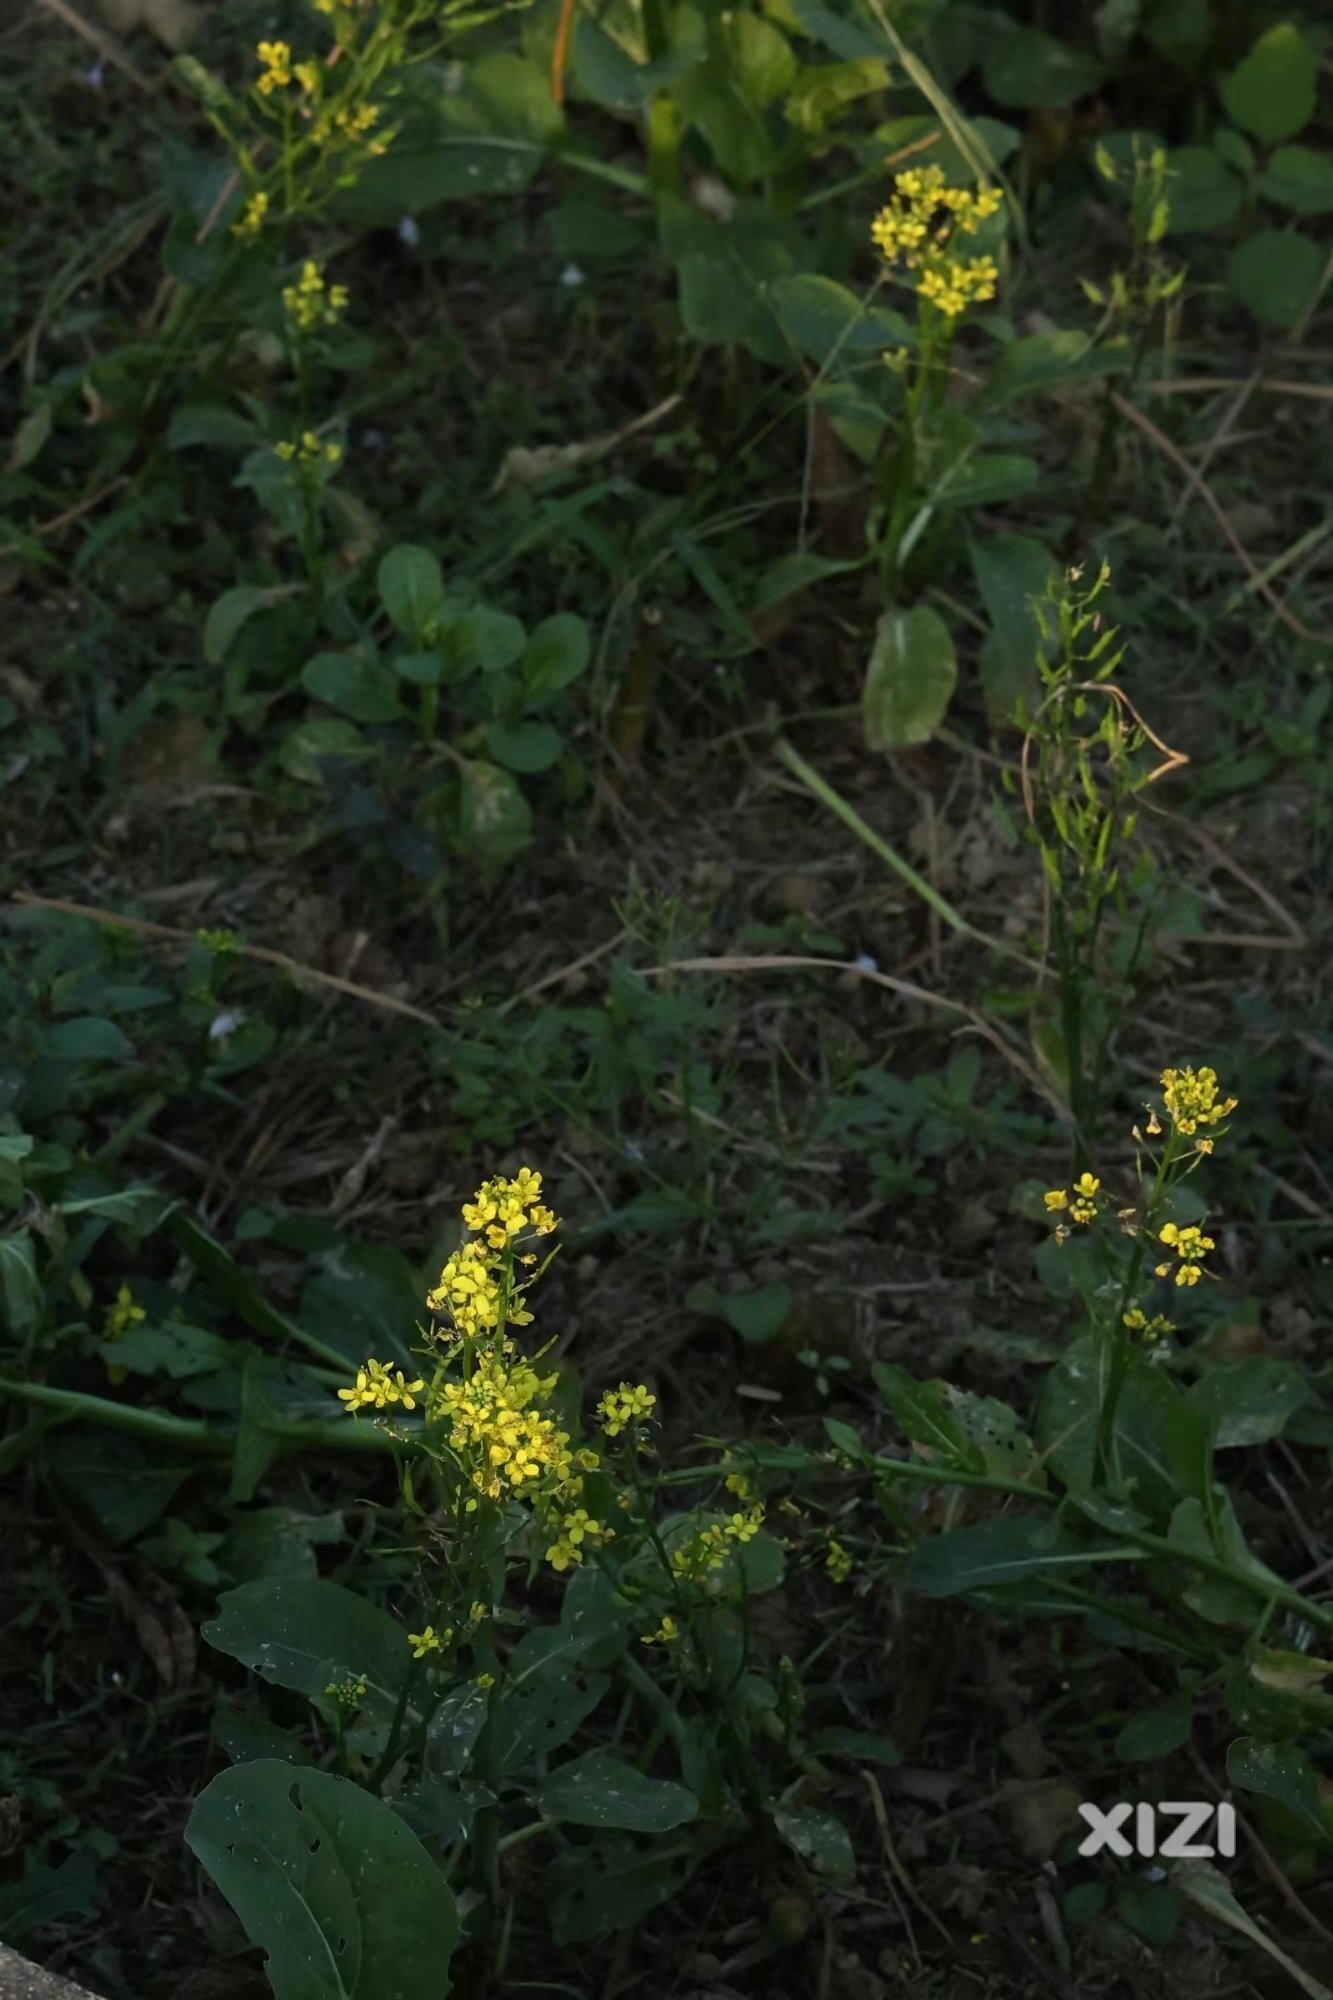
[
  {"xmin": 256, "ymin": 40, "xmax": 293, "ymax": 94},
  {"xmin": 1155, "ymin": 1220, "xmax": 1215, "ymax": 1288},
  {"xmin": 597, "ymin": 1382, "xmax": 657, "ymax": 1437},
  {"xmin": 293, "ymin": 60, "xmax": 320, "ymax": 94},
  {"xmin": 408, "ymin": 1625, "xmax": 446, "ymax": 1658},
  {"xmin": 871, "ymin": 167, "xmax": 1004, "ymax": 319},
  {"xmin": 642, "ymin": 1614, "xmax": 679, "ymax": 1645},
  {"xmin": 474, "ymin": 1672, "xmax": 495, "ymax": 1690},
  {"xmin": 1043, "ymin": 1188, "xmax": 1068, "ymax": 1211},
  {"xmin": 723, "ymin": 1507, "xmax": 763, "ymax": 1544},
  {"xmin": 1160, "ymin": 1066, "xmax": 1237, "ymax": 1137},
  {"xmin": 282, "ymin": 261, "xmax": 348, "ymax": 333},
  {"xmin": 826, "ymin": 1539, "xmax": 853, "ymax": 1584},
  {"xmin": 338, "ymin": 1358, "xmax": 425, "ymax": 1414}
]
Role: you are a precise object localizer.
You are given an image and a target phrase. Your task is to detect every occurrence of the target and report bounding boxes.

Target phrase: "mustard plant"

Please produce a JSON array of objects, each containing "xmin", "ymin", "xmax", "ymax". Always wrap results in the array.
[
  {"xmin": 1009, "ymin": 560, "xmax": 1185, "ymax": 1167},
  {"xmin": 868, "ymin": 163, "xmax": 1007, "ymax": 592}
]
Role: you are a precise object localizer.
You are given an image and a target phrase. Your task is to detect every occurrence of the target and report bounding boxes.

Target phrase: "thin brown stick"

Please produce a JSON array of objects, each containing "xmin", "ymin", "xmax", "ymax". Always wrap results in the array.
[
  {"xmin": 34, "ymin": 476, "xmax": 130, "ymax": 539},
  {"xmin": 7, "ymin": 892, "xmax": 442, "ymax": 1029},
  {"xmin": 37, "ymin": 0, "xmax": 153, "ymax": 90},
  {"xmin": 638, "ymin": 952, "xmax": 1070, "ymax": 1122},
  {"xmin": 1144, "ymin": 376, "xmax": 1333, "ymax": 402},
  {"xmin": 1110, "ymin": 393, "xmax": 1330, "ymax": 646}
]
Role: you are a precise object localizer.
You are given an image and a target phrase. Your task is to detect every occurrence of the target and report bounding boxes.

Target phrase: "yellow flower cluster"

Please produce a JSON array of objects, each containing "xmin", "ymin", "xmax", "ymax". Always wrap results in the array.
[
  {"xmin": 233, "ymin": 191, "xmax": 269, "ymax": 238},
  {"xmin": 274, "ymin": 432, "xmax": 343, "ymax": 470},
  {"xmin": 546, "ymin": 1507, "xmax": 612, "ymax": 1572},
  {"xmin": 312, "ymin": 102, "xmax": 383, "ymax": 150},
  {"xmin": 1160, "ymin": 1066, "xmax": 1237, "ymax": 1138},
  {"xmin": 104, "ymin": 1283, "xmax": 146, "ymax": 1341},
  {"xmin": 1122, "ymin": 1307, "xmax": 1174, "ymax": 1336},
  {"xmin": 338, "ymin": 1358, "xmax": 424, "ymax": 1414},
  {"xmin": 641, "ymin": 1614, "xmax": 679, "ymax": 1646},
  {"xmin": 431, "ymin": 1354, "xmax": 596, "ymax": 1508},
  {"xmin": 597, "ymin": 1382, "xmax": 657, "ymax": 1437},
  {"xmin": 826, "ymin": 1539, "xmax": 853, "ymax": 1584},
  {"xmin": 256, "ymin": 40, "xmax": 293, "ymax": 93},
  {"xmin": 871, "ymin": 165, "xmax": 1004, "ymax": 320},
  {"xmin": 324, "ymin": 1675, "xmax": 367, "ymax": 1706},
  {"xmin": 1043, "ymin": 1171, "xmax": 1101, "ymax": 1226},
  {"xmin": 1155, "ymin": 1221, "xmax": 1215, "ymax": 1288},
  {"xmin": 282, "ymin": 260, "xmax": 349, "ymax": 332},
  {"xmin": 668, "ymin": 1506, "xmax": 764, "ymax": 1580},
  {"xmin": 462, "ymin": 1167, "xmax": 557, "ymax": 1248}
]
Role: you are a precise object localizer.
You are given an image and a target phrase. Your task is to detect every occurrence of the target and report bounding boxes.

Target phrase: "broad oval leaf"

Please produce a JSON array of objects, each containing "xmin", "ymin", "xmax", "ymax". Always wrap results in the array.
[
  {"xmin": 1221, "ymin": 24, "xmax": 1317, "ymax": 144},
  {"xmin": 1227, "ymin": 229, "xmax": 1323, "ymax": 329},
  {"xmin": 539, "ymin": 1752, "xmax": 698, "ymax": 1832},
  {"xmin": 186, "ymin": 1761, "xmax": 459, "ymax": 2000},
  {"xmin": 203, "ymin": 1578, "xmax": 408, "ymax": 1705},
  {"xmin": 862, "ymin": 606, "xmax": 957, "ymax": 751},
  {"xmin": 377, "ymin": 545, "xmax": 445, "ymax": 639},
  {"xmin": 301, "ymin": 652, "xmax": 403, "ymax": 724}
]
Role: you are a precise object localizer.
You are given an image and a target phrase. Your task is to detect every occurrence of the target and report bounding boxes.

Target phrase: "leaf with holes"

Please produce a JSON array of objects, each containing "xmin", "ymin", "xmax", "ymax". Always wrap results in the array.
[{"xmin": 186, "ymin": 1761, "xmax": 458, "ymax": 2000}]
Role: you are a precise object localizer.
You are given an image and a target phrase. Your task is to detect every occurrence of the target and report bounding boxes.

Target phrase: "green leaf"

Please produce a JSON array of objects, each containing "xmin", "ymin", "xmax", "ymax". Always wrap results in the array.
[
  {"xmin": 688, "ymin": 1280, "xmax": 793, "ymax": 1343},
  {"xmin": 1227, "ymin": 1738, "xmax": 1332, "ymax": 1846},
  {"xmin": 770, "ymin": 272, "xmax": 911, "ymax": 366},
  {"xmin": 675, "ymin": 59, "xmax": 774, "ymax": 185},
  {"xmin": 978, "ymin": 330, "xmax": 1131, "ymax": 408},
  {"xmin": 1167, "ymin": 1493, "xmax": 1286, "ymax": 1625},
  {"xmin": 486, "ymin": 721, "xmax": 563, "ymax": 773},
  {"xmin": 1036, "ymin": 1335, "xmax": 1185, "ymax": 1525},
  {"xmin": 45, "ymin": 1429, "xmax": 193, "ymax": 1544},
  {"xmin": 809, "ymin": 1727, "xmax": 900, "ymax": 1768},
  {"xmin": 377, "ymin": 545, "xmax": 445, "ymax": 641},
  {"xmin": 299, "ymin": 1238, "xmax": 421, "ymax": 1373},
  {"xmin": 301, "ymin": 652, "xmax": 403, "ymax": 724},
  {"xmin": 905, "ymin": 1515, "xmax": 1105, "ymax": 1596},
  {"xmin": 1259, "ymin": 145, "xmax": 1333, "ymax": 215},
  {"xmin": 1115, "ymin": 1686, "xmax": 1193, "ymax": 1760},
  {"xmin": 1221, "ymin": 25, "xmax": 1317, "ymax": 144},
  {"xmin": 444, "ymin": 607, "xmax": 527, "ymax": 678},
  {"xmin": 971, "ymin": 531, "xmax": 1057, "ymax": 720},
  {"xmin": 470, "ymin": 53, "xmax": 566, "ymax": 142},
  {"xmin": 0, "ymin": 1232, "xmax": 41, "ymax": 1339},
  {"xmin": 862, "ymin": 606, "xmax": 956, "ymax": 751},
  {"xmin": 1163, "ymin": 147, "xmax": 1243, "ymax": 233},
  {"xmin": 186, "ymin": 1761, "xmax": 459, "ymax": 2000},
  {"xmin": 1227, "ymin": 229, "xmax": 1323, "ymax": 328},
  {"xmin": 457, "ymin": 758, "xmax": 533, "ymax": 865},
  {"xmin": 168, "ymin": 403, "xmax": 261, "ymax": 451},
  {"xmin": 349, "ymin": 136, "xmax": 543, "ymax": 214},
  {"xmin": 203, "ymin": 1579, "xmax": 409, "ymax": 1706},
  {"xmin": 204, "ymin": 586, "xmax": 273, "ymax": 666},
  {"xmin": 426, "ymin": 1684, "xmax": 489, "ymax": 1779},
  {"xmin": 43, "ymin": 1016, "xmax": 132, "ymax": 1060},
  {"xmin": 983, "ymin": 29, "xmax": 1104, "ymax": 109},
  {"xmin": 932, "ymin": 453, "xmax": 1038, "ymax": 509},
  {"xmin": 280, "ymin": 718, "xmax": 371, "ymax": 784},
  {"xmin": 752, "ymin": 551, "xmax": 865, "ymax": 612},
  {"xmin": 547, "ymin": 1837, "xmax": 698, "ymax": 1945},
  {"xmin": 539, "ymin": 1753, "xmax": 698, "ymax": 1832},
  {"xmin": 497, "ymin": 1630, "xmax": 609, "ymax": 1772},
  {"xmin": 772, "ymin": 1804, "xmax": 855, "ymax": 1885},
  {"xmin": 522, "ymin": 613, "xmax": 591, "ymax": 704},
  {"xmin": 875, "ymin": 1363, "xmax": 1045, "ymax": 1483},
  {"xmin": 1188, "ymin": 1357, "xmax": 1310, "ymax": 1448},
  {"xmin": 0, "ymin": 1846, "xmax": 104, "ymax": 1945},
  {"xmin": 1176, "ymin": 1863, "xmax": 1333, "ymax": 2000}
]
